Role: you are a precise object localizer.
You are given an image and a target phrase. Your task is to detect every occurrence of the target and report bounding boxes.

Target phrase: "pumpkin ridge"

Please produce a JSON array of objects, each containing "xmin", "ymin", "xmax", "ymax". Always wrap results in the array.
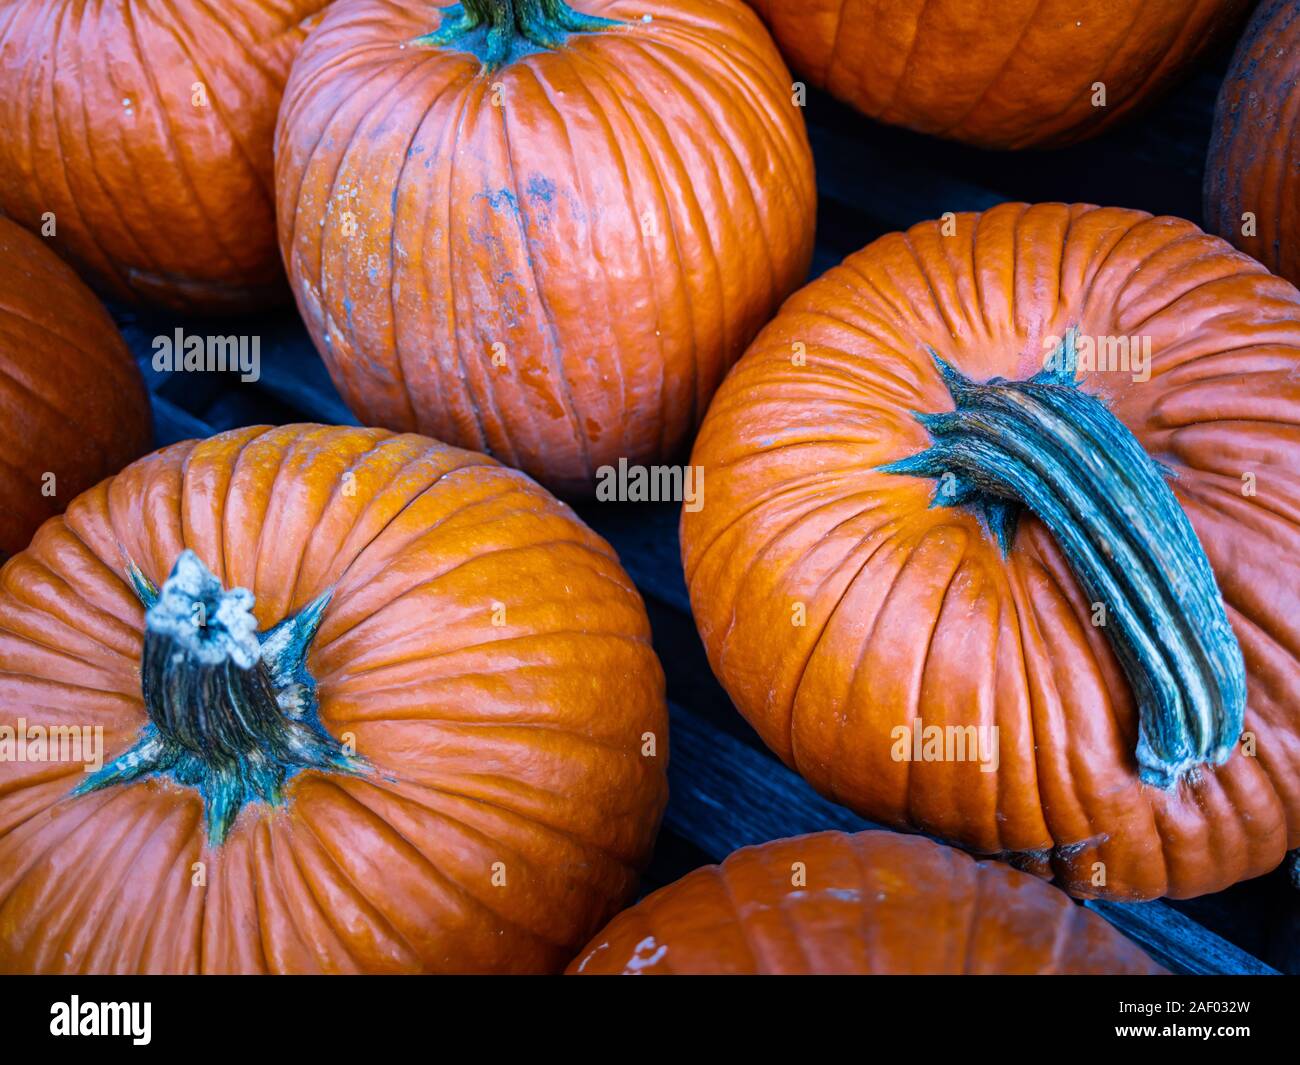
[
  {"xmin": 316, "ymin": 533, "xmax": 641, "ymax": 670},
  {"xmin": 309, "ymin": 477, "xmax": 533, "ymax": 647},
  {"xmin": 544, "ymin": 49, "xmax": 675, "ymax": 457},
  {"xmin": 287, "ymin": 779, "xmax": 446, "ymax": 966},
  {"xmin": 125, "ymin": 798, "xmax": 202, "ymax": 973},
  {"xmin": 267, "ymin": 816, "xmax": 378, "ymax": 974},
  {"xmin": 152, "ymin": 0, "xmax": 277, "ymax": 213},
  {"xmin": 327, "ymin": 775, "xmax": 622, "ymax": 950},
  {"xmin": 271, "ymin": 430, "xmax": 404, "ymax": 610},
  {"xmin": 250, "ymin": 424, "xmax": 370, "ymax": 615},
  {"xmin": 615, "ymin": 31, "xmax": 786, "ymax": 309},
  {"xmin": 31, "ymin": 786, "xmax": 150, "ymax": 969},
  {"xmin": 119, "ymin": 2, "xmax": 249, "ymax": 278},
  {"xmin": 53, "ymin": 0, "xmax": 156, "ymax": 284},
  {"xmin": 367, "ymin": 747, "xmax": 656, "ymax": 865},
  {"xmin": 496, "ymin": 65, "xmax": 594, "ymax": 473},
  {"xmin": 930, "ymin": 0, "xmax": 1047, "ymax": 140},
  {"xmin": 440, "ymin": 76, "xmax": 503, "ymax": 455},
  {"xmin": 309, "ymin": 59, "xmax": 438, "ymax": 425},
  {"xmin": 75, "ymin": 787, "xmax": 187, "ymax": 971},
  {"xmin": 381, "ymin": 84, "xmax": 448, "ymax": 437},
  {"xmin": 296, "ymin": 448, "xmax": 498, "ymax": 613},
  {"xmin": 566, "ymin": 42, "xmax": 701, "ymax": 444}
]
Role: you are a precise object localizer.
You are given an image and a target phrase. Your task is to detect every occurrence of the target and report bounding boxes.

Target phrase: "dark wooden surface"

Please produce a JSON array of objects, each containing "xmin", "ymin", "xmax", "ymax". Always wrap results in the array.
[{"xmin": 112, "ymin": 52, "xmax": 1298, "ymax": 975}]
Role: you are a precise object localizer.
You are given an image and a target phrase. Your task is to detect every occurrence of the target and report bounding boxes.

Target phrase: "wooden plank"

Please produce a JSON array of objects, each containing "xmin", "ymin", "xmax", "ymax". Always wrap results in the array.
[
  {"xmin": 1086, "ymin": 899, "xmax": 1278, "ymax": 977},
  {"xmin": 663, "ymin": 700, "xmax": 1277, "ymax": 976}
]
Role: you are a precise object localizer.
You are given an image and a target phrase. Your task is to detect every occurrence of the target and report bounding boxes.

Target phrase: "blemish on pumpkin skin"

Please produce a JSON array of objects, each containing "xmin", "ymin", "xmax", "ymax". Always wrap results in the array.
[
  {"xmin": 476, "ymin": 187, "xmax": 522, "ymax": 218},
  {"xmin": 621, "ymin": 935, "xmax": 667, "ymax": 973}
]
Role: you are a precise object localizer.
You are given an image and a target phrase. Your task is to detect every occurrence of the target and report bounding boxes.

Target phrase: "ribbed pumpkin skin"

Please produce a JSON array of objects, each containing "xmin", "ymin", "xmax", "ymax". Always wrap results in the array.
[
  {"xmin": 0, "ymin": 424, "xmax": 668, "ymax": 973},
  {"xmin": 681, "ymin": 203, "xmax": 1300, "ymax": 901},
  {"xmin": 275, "ymin": 0, "xmax": 816, "ymax": 496},
  {"xmin": 1206, "ymin": 0, "xmax": 1300, "ymax": 288},
  {"xmin": 0, "ymin": 216, "xmax": 150, "ymax": 559},
  {"xmin": 745, "ymin": 0, "xmax": 1251, "ymax": 149},
  {"xmin": 569, "ymin": 831, "xmax": 1166, "ymax": 974},
  {"xmin": 0, "ymin": 0, "xmax": 330, "ymax": 312}
]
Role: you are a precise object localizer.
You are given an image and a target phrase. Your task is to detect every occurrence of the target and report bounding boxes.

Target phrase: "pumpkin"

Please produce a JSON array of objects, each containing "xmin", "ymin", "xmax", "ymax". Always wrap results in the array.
[
  {"xmin": 0, "ymin": 0, "xmax": 331, "ymax": 313},
  {"xmin": 0, "ymin": 424, "xmax": 668, "ymax": 973},
  {"xmin": 569, "ymin": 830, "xmax": 1165, "ymax": 974},
  {"xmin": 743, "ymin": 0, "xmax": 1252, "ymax": 149},
  {"xmin": 681, "ymin": 202, "xmax": 1300, "ymax": 902},
  {"xmin": 275, "ymin": 0, "xmax": 816, "ymax": 496},
  {"xmin": 0, "ymin": 216, "xmax": 151, "ymax": 560},
  {"xmin": 1206, "ymin": 0, "xmax": 1300, "ymax": 289}
]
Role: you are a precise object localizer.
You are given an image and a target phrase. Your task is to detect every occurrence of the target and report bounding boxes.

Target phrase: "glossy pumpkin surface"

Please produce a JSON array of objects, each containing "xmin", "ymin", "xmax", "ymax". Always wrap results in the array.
[
  {"xmin": 1206, "ymin": 0, "xmax": 1300, "ymax": 289},
  {"xmin": 0, "ymin": 424, "xmax": 668, "ymax": 973},
  {"xmin": 0, "ymin": 216, "xmax": 150, "ymax": 559},
  {"xmin": 745, "ymin": 0, "xmax": 1251, "ymax": 149},
  {"xmin": 681, "ymin": 203, "xmax": 1300, "ymax": 901},
  {"xmin": 0, "ymin": 0, "xmax": 330, "ymax": 312},
  {"xmin": 275, "ymin": 0, "xmax": 816, "ymax": 495},
  {"xmin": 569, "ymin": 830, "xmax": 1166, "ymax": 974}
]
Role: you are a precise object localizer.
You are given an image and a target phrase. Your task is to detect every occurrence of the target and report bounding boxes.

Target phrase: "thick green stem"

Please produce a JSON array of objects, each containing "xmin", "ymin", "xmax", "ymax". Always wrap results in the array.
[
  {"xmin": 76, "ymin": 551, "xmax": 362, "ymax": 844},
  {"xmin": 413, "ymin": 0, "xmax": 625, "ymax": 69},
  {"xmin": 880, "ymin": 339, "xmax": 1247, "ymax": 788}
]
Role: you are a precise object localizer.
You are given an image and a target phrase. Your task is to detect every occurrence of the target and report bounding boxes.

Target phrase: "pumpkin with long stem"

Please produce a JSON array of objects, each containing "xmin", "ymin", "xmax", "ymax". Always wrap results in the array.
[
  {"xmin": 681, "ymin": 203, "xmax": 1300, "ymax": 901},
  {"xmin": 0, "ymin": 425, "xmax": 668, "ymax": 973},
  {"xmin": 275, "ymin": 0, "xmax": 816, "ymax": 495}
]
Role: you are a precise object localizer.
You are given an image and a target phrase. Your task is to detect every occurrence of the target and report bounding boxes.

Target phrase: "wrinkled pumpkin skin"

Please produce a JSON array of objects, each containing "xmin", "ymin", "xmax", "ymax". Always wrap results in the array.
[
  {"xmin": 0, "ymin": 424, "xmax": 668, "ymax": 973},
  {"xmin": 569, "ymin": 831, "xmax": 1166, "ymax": 974},
  {"xmin": 745, "ymin": 0, "xmax": 1251, "ymax": 149},
  {"xmin": 0, "ymin": 0, "xmax": 330, "ymax": 312},
  {"xmin": 1206, "ymin": 0, "xmax": 1300, "ymax": 288},
  {"xmin": 0, "ymin": 216, "xmax": 151, "ymax": 559},
  {"xmin": 275, "ymin": 0, "xmax": 816, "ymax": 496},
  {"xmin": 681, "ymin": 203, "xmax": 1300, "ymax": 901}
]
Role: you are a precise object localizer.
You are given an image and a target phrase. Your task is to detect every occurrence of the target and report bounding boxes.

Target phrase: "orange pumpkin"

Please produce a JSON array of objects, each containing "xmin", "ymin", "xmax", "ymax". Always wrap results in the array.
[
  {"xmin": 0, "ymin": 0, "xmax": 330, "ymax": 312},
  {"xmin": 1206, "ymin": 0, "xmax": 1300, "ymax": 288},
  {"xmin": 0, "ymin": 424, "xmax": 668, "ymax": 973},
  {"xmin": 681, "ymin": 203, "xmax": 1300, "ymax": 902},
  {"xmin": 744, "ymin": 0, "xmax": 1251, "ymax": 149},
  {"xmin": 569, "ymin": 831, "xmax": 1165, "ymax": 974},
  {"xmin": 275, "ymin": 0, "xmax": 816, "ymax": 495},
  {"xmin": 0, "ymin": 215, "xmax": 151, "ymax": 559}
]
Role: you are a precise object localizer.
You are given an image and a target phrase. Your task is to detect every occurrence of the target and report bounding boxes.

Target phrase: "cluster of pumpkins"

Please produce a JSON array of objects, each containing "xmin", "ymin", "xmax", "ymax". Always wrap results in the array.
[{"xmin": 0, "ymin": 0, "xmax": 1297, "ymax": 975}]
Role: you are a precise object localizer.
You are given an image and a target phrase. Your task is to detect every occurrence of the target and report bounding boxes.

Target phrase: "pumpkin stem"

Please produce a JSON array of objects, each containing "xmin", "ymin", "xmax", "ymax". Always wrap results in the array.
[
  {"xmin": 76, "ymin": 550, "xmax": 364, "ymax": 845},
  {"xmin": 879, "ymin": 334, "xmax": 1247, "ymax": 789},
  {"xmin": 412, "ymin": 0, "xmax": 625, "ymax": 70}
]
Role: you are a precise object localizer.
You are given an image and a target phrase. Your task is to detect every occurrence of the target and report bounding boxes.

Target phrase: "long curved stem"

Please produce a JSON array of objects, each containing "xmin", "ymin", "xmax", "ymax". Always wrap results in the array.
[{"xmin": 879, "ymin": 341, "xmax": 1247, "ymax": 788}]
